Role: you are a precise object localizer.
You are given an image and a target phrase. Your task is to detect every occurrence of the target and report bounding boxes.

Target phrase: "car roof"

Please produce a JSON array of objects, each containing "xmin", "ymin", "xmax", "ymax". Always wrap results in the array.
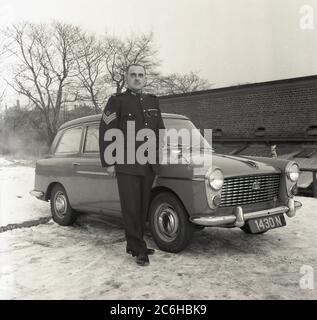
[{"xmin": 58, "ymin": 112, "xmax": 189, "ymax": 130}]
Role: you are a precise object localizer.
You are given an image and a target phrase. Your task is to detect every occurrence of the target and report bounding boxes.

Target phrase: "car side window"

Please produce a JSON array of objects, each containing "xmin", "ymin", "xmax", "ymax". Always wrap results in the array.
[
  {"xmin": 55, "ymin": 127, "xmax": 82, "ymax": 154},
  {"xmin": 83, "ymin": 125, "xmax": 99, "ymax": 153}
]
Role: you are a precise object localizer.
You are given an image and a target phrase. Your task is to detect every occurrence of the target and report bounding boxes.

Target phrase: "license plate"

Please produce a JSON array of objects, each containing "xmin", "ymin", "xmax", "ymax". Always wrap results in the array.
[{"xmin": 247, "ymin": 214, "xmax": 286, "ymax": 233}]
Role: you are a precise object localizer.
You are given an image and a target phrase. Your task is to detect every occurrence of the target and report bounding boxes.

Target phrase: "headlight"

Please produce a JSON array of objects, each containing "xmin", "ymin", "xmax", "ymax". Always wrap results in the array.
[
  {"xmin": 209, "ymin": 168, "xmax": 224, "ymax": 191},
  {"xmin": 286, "ymin": 163, "xmax": 300, "ymax": 182}
]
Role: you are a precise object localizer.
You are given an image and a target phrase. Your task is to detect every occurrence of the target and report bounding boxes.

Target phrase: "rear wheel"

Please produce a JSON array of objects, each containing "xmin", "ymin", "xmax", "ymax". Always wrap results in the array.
[
  {"xmin": 50, "ymin": 184, "xmax": 77, "ymax": 226},
  {"xmin": 149, "ymin": 192, "xmax": 196, "ymax": 253}
]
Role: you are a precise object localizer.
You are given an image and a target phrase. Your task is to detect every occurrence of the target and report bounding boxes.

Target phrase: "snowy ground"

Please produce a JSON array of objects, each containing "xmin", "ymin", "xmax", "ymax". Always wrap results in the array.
[
  {"xmin": 0, "ymin": 160, "xmax": 50, "ymax": 227},
  {"xmin": 0, "ymin": 157, "xmax": 317, "ymax": 299}
]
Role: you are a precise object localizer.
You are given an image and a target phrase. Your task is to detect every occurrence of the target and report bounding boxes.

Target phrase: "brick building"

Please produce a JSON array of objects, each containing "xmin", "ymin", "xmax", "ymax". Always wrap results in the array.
[{"xmin": 158, "ymin": 75, "xmax": 317, "ymax": 159}]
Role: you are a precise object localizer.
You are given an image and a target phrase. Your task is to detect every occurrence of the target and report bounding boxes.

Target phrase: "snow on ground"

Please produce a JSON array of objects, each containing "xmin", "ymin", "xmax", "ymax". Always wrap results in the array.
[
  {"xmin": 0, "ymin": 159, "xmax": 50, "ymax": 226},
  {"xmin": 0, "ymin": 160, "xmax": 317, "ymax": 299},
  {"xmin": 0, "ymin": 158, "xmax": 14, "ymax": 166}
]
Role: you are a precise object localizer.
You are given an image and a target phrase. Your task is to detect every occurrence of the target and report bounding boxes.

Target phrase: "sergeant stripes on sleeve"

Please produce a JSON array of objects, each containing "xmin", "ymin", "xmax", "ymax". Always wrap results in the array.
[{"xmin": 103, "ymin": 112, "xmax": 117, "ymax": 125}]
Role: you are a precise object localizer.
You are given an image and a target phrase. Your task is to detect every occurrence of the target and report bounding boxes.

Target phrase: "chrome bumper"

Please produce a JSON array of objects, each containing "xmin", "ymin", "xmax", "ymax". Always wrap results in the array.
[
  {"xmin": 29, "ymin": 190, "xmax": 45, "ymax": 199},
  {"xmin": 190, "ymin": 198, "xmax": 302, "ymax": 227}
]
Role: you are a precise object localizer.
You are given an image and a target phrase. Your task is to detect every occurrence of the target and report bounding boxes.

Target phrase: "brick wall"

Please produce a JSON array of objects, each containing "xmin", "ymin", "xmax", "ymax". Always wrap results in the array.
[{"xmin": 158, "ymin": 75, "xmax": 317, "ymax": 140}]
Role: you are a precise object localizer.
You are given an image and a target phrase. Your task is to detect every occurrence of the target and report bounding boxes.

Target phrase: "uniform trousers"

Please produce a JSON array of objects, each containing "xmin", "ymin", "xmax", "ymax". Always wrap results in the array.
[{"xmin": 116, "ymin": 164, "xmax": 155, "ymax": 255}]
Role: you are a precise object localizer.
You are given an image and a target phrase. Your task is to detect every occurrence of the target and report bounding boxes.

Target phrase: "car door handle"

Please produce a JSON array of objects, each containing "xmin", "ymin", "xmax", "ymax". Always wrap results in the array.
[{"xmin": 72, "ymin": 162, "xmax": 80, "ymax": 166}]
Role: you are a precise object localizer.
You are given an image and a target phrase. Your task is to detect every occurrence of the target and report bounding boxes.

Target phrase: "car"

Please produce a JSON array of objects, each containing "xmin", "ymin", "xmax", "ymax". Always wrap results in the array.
[{"xmin": 30, "ymin": 113, "xmax": 302, "ymax": 253}]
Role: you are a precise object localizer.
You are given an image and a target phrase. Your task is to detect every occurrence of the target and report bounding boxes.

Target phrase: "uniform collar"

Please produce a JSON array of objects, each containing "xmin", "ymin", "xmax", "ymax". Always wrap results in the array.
[{"xmin": 126, "ymin": 87, "xmax": 143, "ymax": 96}]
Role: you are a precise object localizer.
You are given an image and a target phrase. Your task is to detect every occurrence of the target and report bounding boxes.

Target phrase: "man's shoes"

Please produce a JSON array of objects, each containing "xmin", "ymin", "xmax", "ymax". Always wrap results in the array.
[
  {"xmin": 145, "ymin": 248, "xmax": 155, "ymax": 255},
  {"xmin": 126, "ymin": 248, "xmax": 155, "ymax": 256},
  {"xmin": 136, "ymin": 253, "xmax": 150, "ymax": 266}
]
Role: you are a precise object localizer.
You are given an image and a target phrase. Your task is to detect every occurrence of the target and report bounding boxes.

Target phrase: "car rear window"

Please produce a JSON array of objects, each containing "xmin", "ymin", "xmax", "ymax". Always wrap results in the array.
[{"xmin": 55, "ymin": 126, "xmax": 82, "ymax": 154}]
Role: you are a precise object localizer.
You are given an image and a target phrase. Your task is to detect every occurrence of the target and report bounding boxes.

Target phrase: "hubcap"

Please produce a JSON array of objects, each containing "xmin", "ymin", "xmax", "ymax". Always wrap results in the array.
[
  {"xmin": 154, "ymin": 203, "xmax": 179, "ymax": 242},
  {"xmin": 54, "ymin": 191, "xmax": 67, "ymax": 218}
]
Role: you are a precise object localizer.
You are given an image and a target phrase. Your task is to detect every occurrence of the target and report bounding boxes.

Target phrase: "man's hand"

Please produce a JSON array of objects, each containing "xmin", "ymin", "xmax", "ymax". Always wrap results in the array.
[{"xmin": 106, "ymin": 165, "xmax": 116, "ymax": 177}]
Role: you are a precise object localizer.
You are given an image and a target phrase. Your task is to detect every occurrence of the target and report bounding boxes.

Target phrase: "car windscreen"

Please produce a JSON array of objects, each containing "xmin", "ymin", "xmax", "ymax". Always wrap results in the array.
[{"xmin": 163, "ymin": 118, "xmax": 212, "ymax": 150}]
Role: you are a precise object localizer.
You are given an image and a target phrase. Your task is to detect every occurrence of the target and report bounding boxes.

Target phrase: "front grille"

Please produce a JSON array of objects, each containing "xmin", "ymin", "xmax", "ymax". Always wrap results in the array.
[{"xmin": 220, "ymin": 174, "xmax": 280, "ymax": 207}]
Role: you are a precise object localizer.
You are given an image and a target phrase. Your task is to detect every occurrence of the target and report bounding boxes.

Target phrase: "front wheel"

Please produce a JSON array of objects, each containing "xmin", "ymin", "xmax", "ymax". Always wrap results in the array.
[
  {"xmin": 50, "ymin": 184, "xmax": 77, "ymax": 226},
  {"xmin": 148, "ymin": 192, "xmax": 196, "ymax": 253}
]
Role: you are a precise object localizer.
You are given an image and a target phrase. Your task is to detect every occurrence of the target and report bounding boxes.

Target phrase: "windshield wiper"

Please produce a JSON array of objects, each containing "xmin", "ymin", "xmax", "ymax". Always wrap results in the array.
[
  {"xmin": 166, "ymin": 143, "xmax": 213, "ymax": 151},
  {"xmin": 188, "ymin": 145, "xmax": 214, "ymax": 151}
]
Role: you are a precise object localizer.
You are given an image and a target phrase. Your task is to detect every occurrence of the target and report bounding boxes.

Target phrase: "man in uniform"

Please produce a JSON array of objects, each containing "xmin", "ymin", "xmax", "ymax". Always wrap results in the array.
[{"xmin": 99, "ymin": 64, "xmax": 165, "ymax": 266}]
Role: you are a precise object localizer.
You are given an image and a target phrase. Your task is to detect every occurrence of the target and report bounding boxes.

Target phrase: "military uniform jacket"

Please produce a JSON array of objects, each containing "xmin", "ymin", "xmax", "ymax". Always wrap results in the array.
[{"xmin": 99, "ymin": 88, "xmax": 165, "ymax": 175}]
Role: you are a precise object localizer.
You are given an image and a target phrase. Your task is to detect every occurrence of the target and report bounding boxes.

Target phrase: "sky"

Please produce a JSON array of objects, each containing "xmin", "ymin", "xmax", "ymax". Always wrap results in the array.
[{"xmin": 0, "ymin": 0, "xmax": 317, "ymax": 103}]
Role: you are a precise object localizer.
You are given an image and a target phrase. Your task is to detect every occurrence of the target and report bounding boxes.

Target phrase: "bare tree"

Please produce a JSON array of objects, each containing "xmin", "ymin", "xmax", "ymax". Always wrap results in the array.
[
  {"xmin": 72, "ymin": 32, "xmax": 111, "ymax": 114},
  {"xmin": 154, "ymin": 71, "xmax": 212, "ymax": 95},
  {"xmin": 0, "ymin": 84, "xmax": 7, "ymax": 108},
  {"xmin": 0, "ymin": 33, "xmax": 8, "ymax": 112},
  {"xmin": 72, "ymin": 31, "xmax": 161, "ymax": 111},
  {"xmin": 104, "ymin": 32, "xmax": 161, "ymax": 94},
  {"xmin": 0, "ymin": 32, "xmax": 8, "ymax": 59},
  {"xmin": 2, "ymin": 22, "xmax": 81, "ymax": 144}
]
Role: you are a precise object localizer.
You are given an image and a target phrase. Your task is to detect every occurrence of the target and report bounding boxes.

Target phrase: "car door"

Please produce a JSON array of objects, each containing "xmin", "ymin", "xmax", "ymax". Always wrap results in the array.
[
  {"xmin": 72, "ymin": 122, "xmax": 121, "ymax": 215},
  {"xmin": 52, "ymin": 125, "xmax": 85, "ymax": 208}
]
